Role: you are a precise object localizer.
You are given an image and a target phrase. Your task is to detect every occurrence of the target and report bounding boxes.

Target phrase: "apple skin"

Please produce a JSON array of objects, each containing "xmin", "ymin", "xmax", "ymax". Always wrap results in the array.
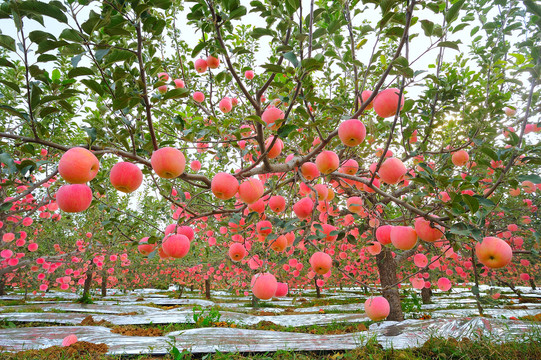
[
  {"xmin": 162, "ymin": 234, "xmax": 190, "ymax": 258},
  {"xmin": 58, "ymin": 147, "xmax": 99, "ymax": 184},
  {"xmin": 265, "ymin": 136, "xmax": 284, "ymax": 159},
  {"xmin": 251, "ymin": 273, "xmax": 278, "ymax": 300},
  {"xmin": 219, "ymin": 97, "xmax": 232, "ymax": 113},
  {"xmin": 451, "ymin": 150, "xmax": 469, "ymax": 166},
  {"xmin": 151, "ymin": 147, "xmax": 186, "ymax": 179},
  {"xmin": 414, "ymin": 217, "xmax": 443, "ymax": 242},
  {"xmin": 110, "ymin": 162, "xmax": 143, "ymax": 193},
  {"xmin": 390, "ymin": 225, "xmax": 417, "ymax": 250},
  {"xmin": 193, "ymin": 92, "xmax": 205, "ymax": 102},
  {"xmin": 194, "ymin": 58, "xmax": 208, "ymax": 73},
  {"xmin": 245, "ymin": 70, "xmax": 255, "ymax": 79},
  {"xmin": 378, "ymin": 157, "xmax": 406, "ymax": 184},
  {"xmin": 315, "ymin": 150, "xmax": 339, "ymax": 175},
  {"xmin": 338, "ymin": 119, "xmax": 366, "ymax": 147},
  {"xmin": 300, "ymin": 162, "xmax": 320, "ymax": 180},
  {"xmin": 268, "ymin": 195, "xmax": 286, "ymax": 213},
  {"xmin": 173, "ymin": 79, "xmax": 185, "ymax": 88},
  {"xmin": 211, "ymin": 172, "xmax": 239, "ymax": 200},
  {"xmin": 293, "ymin": 197, "xmax": 314, "ymax": 220},
  {"xmin": 262, "ymin": 107, "xmax": 285, "ymax": 130},
  {"xmin": 475, "ymin": 236, "xmax": 512, "ymax": 269},
  {"xmin": 157, "ymin": 72, "xmax": 169, "ymax": 81},
  {"xmin": 138, "ymin": 237, "xmax": 156, "ymax": 256},
  {"xmin": 56, "ymin": 184, "xmax": 93, "ymax": 213},
  {"xmin": 256, "ymin": 220, "xmax": 273, "ymax": 236},
  {"xmin": 274, "ymin": 282, "xmax": 288, "ymax": 297},
  {"xmin": 310, "ymin": 251, "xmax": 332, "ymax": 275},
  {"xmin": 373, "ymin": 88, "xmax": 404, "ymax": 118},
  {"xmin": 270, "ymin": 235, "xmax": 288, "ymax": 252},
  {"xmin": 361, "ymin": 90, "xmax": 374, "ymax": 110},
  {"xmin": 206, "ymin": 55, "xmax": 220, "ymax": 69},
  {"xmin": 340, "ymin": 159, "xmax": 359, "ymax": 175},
  {"xmin": 228, "ymin": 243, "xmax": 247, "ymax": 262},
  {"xmin": 346, "ymin": 196, "xmax": 363, "ymax": 214},
  {"xmin": 364, "ymin": 296, "xmax": 390, "ymax": 321},
  {"xmin": 239, "ymin": 178, "xmax": 264, "ymax": 204}
]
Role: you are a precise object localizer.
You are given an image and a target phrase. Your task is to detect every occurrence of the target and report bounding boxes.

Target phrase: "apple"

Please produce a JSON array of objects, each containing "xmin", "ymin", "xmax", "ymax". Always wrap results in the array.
[
  {"xmin": 211, "ymin": 172, "xmax": 239, "ymax": 200},
  {"xmin": 437, "ymin": 277, "xmax": 452, "ymax": 291},
  {"xmin": 293, "ymin": 197, "xmax": 313, "ymax": 219},
  {"xmin": 360, "ymin": 90, "xmax": 374, "ymax": 110},
  {"xmin": 158, "ymin": 85, "xmax": 168, "ymax": 93},
  {"xmin": 157, "ymin": 72, "xmax": 169, "ymax": 81},
  {"xmin": 56, "ymin": 184, "xmax": 92, "ymax": 213},
  {"xmin": 504, "ymin": 107, "xmax": 516, "ymax": 116},
  {"xmin": 256, "ymin": 220, "xmax": 272, "ymax": 236},
  {"xmin": 378, "ymin": 157, "xmax": 406, "ymax": 184},
  {"xmin": 239, "ymin": 178, "xmax": 264, "ymax": 204},
  {"xmin": 340, "ymin": 159, "xmax": 358, "ymax": 175},
  {"xmin": 173, "ymin": 79, "xmax": 185, "ymax": 88},
  {"xmin": 414, "ymin": 253, "xmax": 428, "ymax": 268},
  {"xmin": 162, "ymin": 234, "xmax": 190, "ymax": 258},
  {"xmin": 268, "ymin": 195, "xmax": 286, "ymax": 213},
  {"xmin": 414, "ymin": 217, "xmax": 443, "ymax": 242},
  {"xmin": 338, "ymin": 119, "xmax": 366, "ymax": 147},
  {"xmin": 270, "ymin": 235, "xmax": 288, "ymax": 252},
  {"xmin": 251, "ymin": 273, "xmax": 278, "ymax": 300},
  {"xmin": 262, "ymin": 107, "xmax": 285, "ymax": 130},
  {"xmin": 194, "ymin": 58, "xmax": 208, "ymax": 73},
  {"xmin": 373, "ymin": 88, "xmax": 404, "ymax": 118},
  {"xmin": 390, "ymin": 226, "xmax": 417, "ymax": 250},
  {"xmin": 366, "ymin": 241, "xmax": 382, "ymax": 255},
  {"xmin": 245, "ymin": 70, "xmax": 255, "ymax": 79},
  {"xmin": 219, "ymin": 97, "xmax": 232, "ymax": 113},
  {"xmin": 315, "ymin": 151, "xmax": 339, "ymax": 175},
  {"xmin": 138, "ymin": 237, "xmax": 156, "ymax": 256},
  {"xmin": 451, "ymin": 150, "xmax": 469, "ymax": 166},
  {"xmin": 228, "ymin": 243, "xmax": 247, "ymax": 262},
  {"xmin": 300, "ymin": 162, "xmax": 320, "ymax": 180},
  {"xmin": 206, "ymin": 55, "xmax": 220, "ymax": 69},
  {"xmin": 191, "ymin": 160, "xmax": 202, "ymax": 172},
  {"xmin": 346, "ymin": 196, "xmax": 363, "ymax": 214},
  {"xmin": 475, "ymin": 236, "xmax": 512, "ymax": 269},
  {"xmin": 364, "ymin": 296, "xmax": 390, "ymax": 321},
  {"xmin": 193, "ymin": 92, "xmax": 205, "ymax": 102},
  {"xmin": 265, "ymin": 136, "xmax": 284, "ymax": 159},
  {"xmin": 62, "ymin": 334, "xmax": 78, "ymax": 347},
  {"xmin": 274, "ymin": 282, "xmax": 288, "ymax": 297},
  {"xmin": 177, "ymin": 226, "xmax": 195, "ymax": 241},
  {"xmin": 58, "ymin": 147, "xmax": 99, "ymax": 184},
  {"xmin": 151, "ymin": 147, "xmax": 186, "ymax": 179},
  {"xmin": 310, "ymin": 251, "xmax": 332, "ymax": 275},
  {"xmin": 109, "ymin": 162, "xmax": 143, "ymax": 193},
  {"xmin": 313, "ymin": 184, "xmax": 328, "ymax": 201}
]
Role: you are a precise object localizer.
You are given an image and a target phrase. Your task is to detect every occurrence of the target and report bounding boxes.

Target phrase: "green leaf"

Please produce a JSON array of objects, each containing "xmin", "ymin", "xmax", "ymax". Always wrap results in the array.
[
  {"xmin": 68, "ymin": 67, "xmax": 94, "ymax": 78},
  {"xmin": 0, "ymin": 153, "xmax": 17, "ymax": 174},
  {"xmin": 420, "ymin": 20, "xmax": 434, "ymax": 36},
  {"xmin": 462, "ymin": 194, "xmax": 479, "ymax": 214},
  {"xmin": 518, "ymin": 174, "xmax": 541, "ymax": 183},
  {"xmin": 301, "ymin": 58, "xmax": 324, "ymax": 72},
  {"xmin": 229, "ymin": 5, "xmax": 247, "ymax": 20},
  {"xmin": 0, "ymin": 34, "xmax": 16, "ymax": 52},
  {"xmin": 0, "ymin": 105, "xmax": 28, "ymax": 120},
  {"xmin": 251, "ymin": 27, "xmax": 275, "ymax": 39},
  {"xmin": 445, "ymin": 0, "xmax": 466, "ymax": 24},
  {"xmin": 260, "ymin": 63, "xmax": 284, "ymax": 73},
  {"xmin": 60, "ymin": 28, "xmax": 83, "ymax": 42},
  {"xmin": 18, "ymin": 0, "xmax": 68, "ymax": 23},
  {"xmin": 0, "ymin": 58, "xmax": 15, "ymax": 68},
  {"xmin": 82, "ymin": 126, "xmax": 97, "ymax": 144},
  {"xmin": 277, "ymin": 124, "xmax": 297, "ymax": 139},
  {"xmin": 438, "ymin": 41, "xmax": 460, "ymax": 51},
  {"xmin": 81, "ymin": 79, "xmax": 104, "ymax": 96},
  {"xmin": 191, "ymin": 41, "xmax": 206, "ymax": 58},
  {"xmin": 471, "ymin": 285, "xmax": 479, "ymax": 295},
  {"xmin": 283, "ymin": 51, "xmax": 299, "ymax": 67},
  {"xmin": 0, "ymin": 79, "xmax": 20, "ymax": 92},
  {"xmin": 162, "ymin": 88, "xmax": 190, "ymax": 100}
]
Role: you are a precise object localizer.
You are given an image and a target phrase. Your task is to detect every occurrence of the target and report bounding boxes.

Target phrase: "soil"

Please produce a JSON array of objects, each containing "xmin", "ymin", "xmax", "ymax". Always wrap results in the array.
[
  {"xmin": 80, "ymin": 315, "xmax": 113, "ymax": 327},
  {"xmin": 111, "ymin": 325, "xmax": 164, "ymax": 336},
  {"xmin": 4, "ymin": 341, "xmax": 108, "ymax": 359},
  {"xmin": 521, "ymin": 313, "xmax": 541, "ymax": 322}
]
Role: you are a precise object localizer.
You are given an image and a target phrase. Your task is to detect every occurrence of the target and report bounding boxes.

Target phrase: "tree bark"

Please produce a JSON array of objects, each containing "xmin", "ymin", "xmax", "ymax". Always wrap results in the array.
[
  {"xmin": 251, "ymin": 295, "xmax": 259, "ymax": 308},
  {"xmin": 376, "ymin": 247, "xmax": 404, "ymax": 321},
  {"xmin": 315, "ymin": 278, "xmax": 321, "ymax": 298},
  {"xmin": 83, "ymin": 267, "xmax": 93, "ymax": 299},
  {"xmin": 177, "ymin": 285, "xmax": 184, "ymax": 299},
  {"xmin": 205, "ymin": 279, "xmax": 211, "ymax": 299},
  {"xmin": 471, "ymin": 249, "xmax": 484, "ymax": 316},
  {"xmin": 101, "ymin": 271, "xmax": 107, "ymax": 297},
  {"xmin": 0, "ymin": 274, "xmax": 5, "ymax": 296},
  {"xmin": 529, "ymin": 277, "xmax": 536, "ymax": 290},
  {"xmin": 421, "ymin": 287, "xmax": 432, "ymax": 304}
]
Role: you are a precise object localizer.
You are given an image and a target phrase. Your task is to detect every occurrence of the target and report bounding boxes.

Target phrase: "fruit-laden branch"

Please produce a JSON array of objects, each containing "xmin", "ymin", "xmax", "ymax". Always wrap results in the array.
[
  {"xmin": 5, "ymin": 169, "xmax": 58, "ymax": 204},
  {"xmin": 0, "ymin": 250, "xmax": 78, "ymax": 277}
]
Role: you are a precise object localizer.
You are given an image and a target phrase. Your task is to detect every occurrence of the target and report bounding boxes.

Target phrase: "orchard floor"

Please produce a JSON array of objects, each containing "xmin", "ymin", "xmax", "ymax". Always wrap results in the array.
[{"xmin": 0, "ymin": 285, "xmax": 540, "ymax": 358}]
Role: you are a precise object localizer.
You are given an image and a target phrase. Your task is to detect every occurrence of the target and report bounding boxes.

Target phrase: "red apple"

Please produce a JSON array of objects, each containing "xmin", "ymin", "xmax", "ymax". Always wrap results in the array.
[
  {"xmin": 194, "ymin": 58, "xmax": 208, "ymax": 73},
  {"xmin": 475, "ymin": 236, "xmax": 512, "ymax": 269},
  {"xmin": 310, "ymin": 251, "xmax": 332, "ymax": 275},
  {"xmin": 373, "ymin": 88, "xmax": 404, "ymax": 118},
  {"xmin": 293, "ymin": 197, "xmax": 313, "ymax": 220},
  {"xmin": 151, "ymin": 147, "xmax": 186, "ymax": 179},
  {"xmin": 56, "ymin": 184, "xmax": 92, "ymax": 213},
  {"xmin": 376, "ymin": 225, "xmax": 393, "ymax": 245},
  {"xmin": 109, "ymin": 162, "xmax": 143, "ymax": 193},
  {"xmin": 360, "ymin": 90, "xmax": 374, "ymax": 110},
  {"xmin": 315, "ymin": 151, "xmax": 339, "ymax": 175},
  {"xmin": 206, "ymin": 55, "xmax": 220, "ymax": 69},
  {"xmin": 451, "ymin": 150, "xmax": 469, "ymax": 166},
  {"xmin": 239, "ymin": 178, "xmax": 264, "ymax": 204},
  {"xmin": 268, "ymin": 195, "xmax": 286, "ymax": 213},
  {"xmin": 58, "ymin": 147, "xmax": 99, "ymax": 184},
  {"xmin": 338, "ymin": 119, "xmax": 366, "ymax": 147},
  {"xmin": 300, "ymin": 162, "xmax": 320, "ymax": 180},
  {"xmin": 228, "ymin": 243, "xmax": 247, "ymax": 262},
  {"xmin": 193, "ymin": 92, "xmax": 205, "ymax": 102},
  {"xmin": 378, "ymin": 157, "xmax": 406, "ymax": 184},
  {"xmin": 211, "ymin": 172, "xmax": 239, "ymax": 200},
  {"xmin": 390, "ymin": 226, "xmax": 417, "ymax": 250},
  {"xmin": 162, "ymin": 234, "xmax": 190, "ymax": 258},
  {"xmin": 364, "ymin": 296, "xmax": 390, "ymax": 321},
  {"xmin": 414, "ymin": 217, "xmax": 443, "ymax": 242},
  {"xmin": 274, "ymin": 282, "xmax": 288, "ymax": 297},
  {"xmin": 251, "ymin": 273, "xmax": 278, "ymax": 300},
  {"xmin": 265, "ymin": 136, "xmax": 284, "ymax": 159},
  {"xmin": 262, "ymin": 107, "xmax": 284, "ymax": 130}
]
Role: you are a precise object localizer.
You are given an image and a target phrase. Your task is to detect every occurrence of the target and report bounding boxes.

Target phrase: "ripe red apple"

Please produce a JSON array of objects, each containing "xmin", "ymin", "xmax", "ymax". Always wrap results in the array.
[
  {"xmin": 228, "ymin": 243, "xmax": 246, "ymax": 262},
  {"xmin": 338, "ymin": 119, "xmax": 366, "ymax": 147},
  {"xmin": 265, "ymin": 136, "xmax": 284, "ymax": 159},
  {"xmin": 193, "ymin": 92, "xmax": 205, "ymax": 102},
  {"xmin": 293, "ymin": 197, "xmax": 313, "ymax": 220},
  {"xmin": 162, "ymin": 234, "xmax": 190, "ymax": 258},
  {"xmin": 340, "ymin": 159, "xmax": 359, "ymax": 175},
  {"xmin": 378, "ymin": 157, "xmax": 406, "ymax": 184},
  {"xmin": 245, "ymin": 70, "xmax": 255, "ymax": 79},
  {"xmin": 219, "ymin": 97, "xmax": 232, "ymax": 113},
  {"xmin": 475, "ymin": 236, "xmax": 512, "ymax": 269},
  {"xmin": 300, "ymin": 162, "xmax": 320, "ymax": 180},
  {"xmin": 177, "ymin": 226, "xmax": 195, "ymax": 241},
  {"xmin": 239, "ymin": 178, "xmax": 264, "ymax": 204},
  {"xmin": 251, "ymin": 273, "xmax": 278, "ymax": 300},
  {"xmin": 390, "ymin": 226, "xmax": 417, "ymax": 250},
  {"xmin": 346, "ymin": 196, "xmax": 363, "ymax": 214},
  {"xmin": 313, "ymin": 184, "xmax": 328, "ymax": 201},
  {"xmin": 270, "ymin": 235, "xmax": 288, "ymax": 252},
  {"xmin": 376, "ymin": 225, "xmax": 393, "ymax": 245},
  {"xmin": 194, "ymin": 58, "xmax": 208, "ymax": 73},
  {"xmin": 256, "ymin": 220, "xmax": 272, "ymax": 236},
  {"xmin": 211, "ymin": 172, "xmax": 239, "ymax": 200},
  {"xmin": 274, "ymin": 282, "xmax": 288, "ymax": 297},
  {"xmin": 315, "ymin": 150, "xmax": 339, "ymax": 175},
  {"xmin": 364, "ymin": 296, "xmax": 390, "ymax": 321},
  {"xmin": 268, "ymin": 195, "xmax": 286, "ymax": 213},
  {"xmin": 58, "ymin": 147, "xmax": 99, "ymax": 184},
  {"xmin": 109, "ymin": 162, "xmax": 143, "ymax": 193},
  {"xmin": 206, "ymin": 55, "xmax": 220, "ymax": 69},
  {"xmin": 414, "ymin": 217, "xmax": 443, "ymax": 242},
  {"xmin": 262, "ymin": 107, "xmax": 285, "ymax": 130},
  {"xmin": 138, "ymin": 237, "xmax": 156, "ymax": 256},
  {"xmin": 157, "ymin": 72, "xmax": 169, "ymax": 81},
  {"xmin": 360, "ymin": 90, "xmax": 374, "ymax": 110},
  {"xmin": 56, "ymin": 184, "xmax": 92, "ymax": 212},
  {"xmin": 310, "ymin": 251, "xmax": 332, "ymax": 275},
  {"xmin": 173, "ymin": 79, "xmax": 185, "ymax": 88},
  {"xmin": 451, "ymin": 150, "xmax": 469, "ymax": 166},
  {"xmin": 437, "ymin": 277, "xmax": 452, "ymax": 291},
  {"xmin": 373, "ymin": 88, "xmax": 404, "ymax": 118},
  {"xmin": 151, "ymin": 147, "xmax": 186, "ymax": 179}
]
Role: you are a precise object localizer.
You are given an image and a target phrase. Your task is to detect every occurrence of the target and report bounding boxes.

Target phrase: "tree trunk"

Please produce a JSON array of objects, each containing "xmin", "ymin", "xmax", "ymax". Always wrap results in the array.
[
  {"xmin": 0, "ymin": 275, "xmax": 5, "ymax": 296},
  {"xmin": 190, "ymin": 285, "xmax": 194, "ymax": 292},
  {"xmin": 471, "ymin": 249, "xmax": 484, "ymax": 316},
  {"xmin": 204, "ymin": 279, "xmax": 211, "ymax": 299},
  {"xmin": 83, "ymin": 267, "xmax": 93, "ymax": 299},
  {"xmin": 251, "ymin": 295, "xmax": 259, "ymax": 308},
  {"xmin": 421, "ymin": 287, "xmax": 432, "ymax": 304},
  {"xmin": 376, "ymin": 247, "xmax": 404, "ymax": 321},
  {"xmin": 315, "ymin": 278, "xmax": 321, "ymax": 298},
  {"xmin": 177, "ymin": 285, "xmax": 184, "ymax": 299},
  {"xmin": 529, "ymin": 277, "xmax": 536, "ymax": 290},
  {"xmin": 101, "ymin": 271, "xmax": 107, "ymax": 297}
]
